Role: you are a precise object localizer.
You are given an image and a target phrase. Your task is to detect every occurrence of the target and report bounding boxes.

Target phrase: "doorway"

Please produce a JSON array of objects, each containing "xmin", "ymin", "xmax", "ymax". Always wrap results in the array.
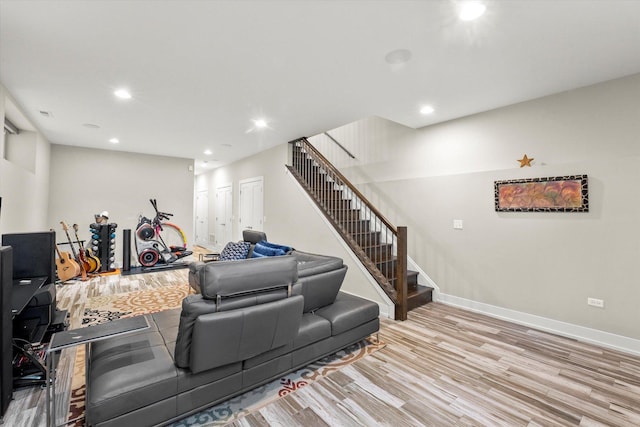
[
  {"xmin": 195, "ymin": 190, "xmax": 208, "ymax": 247},
  {"xmin": 239, "ymin": 177, "xmax": 264, "ymax": 239},
  {"xmin": 214, "ymin": 184, "xmax": 233, "ymax": 249}
]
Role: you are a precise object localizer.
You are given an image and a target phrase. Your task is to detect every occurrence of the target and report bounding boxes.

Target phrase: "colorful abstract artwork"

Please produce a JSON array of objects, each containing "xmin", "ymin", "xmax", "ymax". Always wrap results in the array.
[{"xmin": 494, "ymin": 175, "xmax": 588, "ymax": 212}]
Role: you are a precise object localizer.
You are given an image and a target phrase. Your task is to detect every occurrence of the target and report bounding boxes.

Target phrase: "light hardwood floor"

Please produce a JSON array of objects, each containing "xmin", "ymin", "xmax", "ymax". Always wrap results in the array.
[
  {"xmin": 228, "ymin": 304, "xmax": 640, "ymax": 426},
  {"xmin": 3, "ymin": 267, "xmax": 640, "ymax": 426}
]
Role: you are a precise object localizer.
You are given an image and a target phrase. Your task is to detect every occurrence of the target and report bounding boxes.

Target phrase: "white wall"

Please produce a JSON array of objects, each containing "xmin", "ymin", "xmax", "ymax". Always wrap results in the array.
[
  {"xmin": 311, "ymin": 73, "xmax": 640, "ymax": 350},
  {"xmin": 0, "ymin": 84, "xmax": 51, "ymax": 233},
  {"xmin": 48, "ymin": 144, "xmax": 195, "ymax": 268},
  {"xmin": 199, "ymin": 143, "xmax": 387, "ymax": 309}
]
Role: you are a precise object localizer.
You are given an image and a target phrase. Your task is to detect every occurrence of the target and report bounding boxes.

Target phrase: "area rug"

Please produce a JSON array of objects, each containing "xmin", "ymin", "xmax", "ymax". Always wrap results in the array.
[{"xmin": 66, "ymin": 285, "xmax": 384, "ymax": 427}]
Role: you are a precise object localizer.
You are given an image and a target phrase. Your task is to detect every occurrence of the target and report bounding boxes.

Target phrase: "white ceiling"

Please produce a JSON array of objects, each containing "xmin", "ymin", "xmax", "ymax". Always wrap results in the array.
[{"xmin": 2, "ymin": 1, "xmax": 639, "ymax": 174}]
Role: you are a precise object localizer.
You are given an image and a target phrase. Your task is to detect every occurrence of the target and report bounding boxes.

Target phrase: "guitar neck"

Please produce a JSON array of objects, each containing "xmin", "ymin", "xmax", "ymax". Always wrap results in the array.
[
  {"xmin": 65, "ymin": 232, "xmax": 79, "ymax": 258},
  {"xmin": 61, "ymin": 222, "xmax": 79, "ymax": 259}
]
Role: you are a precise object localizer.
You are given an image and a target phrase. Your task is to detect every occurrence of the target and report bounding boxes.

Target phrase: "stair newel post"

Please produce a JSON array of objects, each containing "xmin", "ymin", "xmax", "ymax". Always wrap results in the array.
[{"xmin": 395, "ymin": 226, "xmax": 408, "ymax": 321}]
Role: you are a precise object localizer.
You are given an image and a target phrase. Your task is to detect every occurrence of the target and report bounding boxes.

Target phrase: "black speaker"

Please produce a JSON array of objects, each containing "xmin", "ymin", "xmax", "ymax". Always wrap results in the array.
[
  {"xmin": 122, "ymin": 229, "xmax": 131, "ymax": 271},
  {"xmin": 0, "ymin": 246, "xmax": 13, "ymax": 416},
  {"xmin": 1, "ymin": 231, "xmax": 56, "ymax": 285}
]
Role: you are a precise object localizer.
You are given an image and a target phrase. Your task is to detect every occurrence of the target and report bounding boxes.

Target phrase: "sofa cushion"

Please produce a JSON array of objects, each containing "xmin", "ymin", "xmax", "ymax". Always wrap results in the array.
[
  {"xmin": 314, "ymin": 292, "xmax": 379, "ymax": 336},
  {"xmin": 218, "ymin": 241, "xmax": 250, "ymax": 261},
  {"xmin": 88, "ymin": 342, "xmax": 178, "ymax": 425}
]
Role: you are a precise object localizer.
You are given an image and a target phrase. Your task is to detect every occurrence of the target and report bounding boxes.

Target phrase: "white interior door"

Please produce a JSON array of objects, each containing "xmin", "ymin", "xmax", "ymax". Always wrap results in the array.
[
  {"xmin": 215, "ymin": 184, "xmax": 233, "ymax": 249},
  {"xmin": 239, "ymin": 177, "xmax": 264, "ymax": 238},
  {"xmin": 195, "ymin": 190, "xmax": 209, "ymax": 246}
]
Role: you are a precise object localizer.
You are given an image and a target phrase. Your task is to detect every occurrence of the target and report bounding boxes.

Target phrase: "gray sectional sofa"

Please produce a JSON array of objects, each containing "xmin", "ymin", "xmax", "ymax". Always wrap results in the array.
[{"xmin": 86, "ymin": 254, "xmax": 380, "ymax": 426}]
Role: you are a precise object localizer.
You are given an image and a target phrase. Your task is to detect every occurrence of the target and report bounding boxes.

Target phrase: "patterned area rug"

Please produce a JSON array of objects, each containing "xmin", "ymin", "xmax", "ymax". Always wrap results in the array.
[{"xmin": 67, "ymin": 285, "xmax": 384, "ymax": 426}]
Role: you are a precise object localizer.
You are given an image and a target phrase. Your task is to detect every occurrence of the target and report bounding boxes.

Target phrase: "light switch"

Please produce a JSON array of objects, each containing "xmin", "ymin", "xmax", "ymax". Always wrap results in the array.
[{"xmin": 453, "ymin": 219, "xmax": 464, "ymax": 230}]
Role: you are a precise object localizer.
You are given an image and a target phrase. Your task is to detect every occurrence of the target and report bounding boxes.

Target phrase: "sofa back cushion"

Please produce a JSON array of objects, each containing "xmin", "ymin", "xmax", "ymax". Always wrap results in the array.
[
  {"xmin": 291, "ymin": 250, "xmax": 344, "ymax": 277},
  {"xmin": 176, "ymin": 257, "xmax": 301, "ymax": 369},
  {"xmin": 174, "ymin": 295, "xmax": 218, "ymax": 368},
  {"xmin": 189, "ymin": 295, "xmax": 303, "ymax": 373},
  {"xmin": 242, "ymin": 229, "xmax": 267, "ymax": 244},
  {"xmin": 198, "ymin": 256, "xmax": 298, "ymax": 302},
  {"xmin": 293, "ymin": 265, "xmax": 348, "ymax": 312}
]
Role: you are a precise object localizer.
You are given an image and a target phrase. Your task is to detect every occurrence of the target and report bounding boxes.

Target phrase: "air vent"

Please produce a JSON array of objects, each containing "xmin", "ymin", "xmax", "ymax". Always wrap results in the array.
[{"xmin": 39, "ymin": 110, "xmax": 53, "ymax": 118}]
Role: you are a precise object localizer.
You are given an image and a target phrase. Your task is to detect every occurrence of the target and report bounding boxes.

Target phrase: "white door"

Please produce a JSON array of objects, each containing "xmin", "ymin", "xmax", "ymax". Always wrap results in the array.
[
  {"xmin": 239, "ymin": 177, "xmax": 264, "ymax": 238},
  {"xmin": 215, "ymin": 185, "xmax": 233, "ymax": 249},
  {"xmin": 195, "ymin": 190, "xmax": 208, "ymax": 246}
]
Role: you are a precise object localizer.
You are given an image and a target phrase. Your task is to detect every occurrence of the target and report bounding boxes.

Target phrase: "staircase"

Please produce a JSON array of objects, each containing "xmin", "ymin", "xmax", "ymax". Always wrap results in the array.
[{"xmin": 287, "ymin": 137, "xmax": 432, "ymax": 320}]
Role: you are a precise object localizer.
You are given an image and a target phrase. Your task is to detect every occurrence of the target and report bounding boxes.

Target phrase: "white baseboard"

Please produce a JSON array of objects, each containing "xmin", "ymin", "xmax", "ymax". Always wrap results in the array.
[{"xmin": 438, "ymin": 293, "xmax": 640, "ymax": 356}]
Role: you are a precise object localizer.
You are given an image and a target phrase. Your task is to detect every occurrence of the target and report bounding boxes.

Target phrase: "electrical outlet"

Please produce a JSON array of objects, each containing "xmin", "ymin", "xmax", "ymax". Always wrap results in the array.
[
  {"xmin": 587, "ymin": 297, "xmax": 604, "ymax": 308},
  {"xmin": 453, "ymin": 219, "xmax": 464, "ymax": 230}
]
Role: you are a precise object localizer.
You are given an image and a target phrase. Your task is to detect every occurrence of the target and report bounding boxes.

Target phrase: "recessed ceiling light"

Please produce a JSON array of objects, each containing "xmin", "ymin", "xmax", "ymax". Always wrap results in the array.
[
  {"xmin": 420, "ymin": 105, "xmax": 435, "ymax": 115},
  {"xmin": 204, "ymin": 149, "xmax": 213, "ymax": 155},
  {"xmin": 385, "ymin": 49, "xmax": 412, "ymax": 65},
  {"xmin": 459, "ymin": 1, "xmax": 486, "ymax": 21},
  {"xmin": 83, "ymin": 123, "xmax": 100, "ymax": 129},
  {"xmin": 114, "ymin": 89, "xmax": 132, "ymax": 99},
  {"xmin": 109, "ymin": 138, "xmax": 119, "ymax": 144},
  {"xmin": 254, "ymin": 119, "xmax": 268, "ymax": 129}
]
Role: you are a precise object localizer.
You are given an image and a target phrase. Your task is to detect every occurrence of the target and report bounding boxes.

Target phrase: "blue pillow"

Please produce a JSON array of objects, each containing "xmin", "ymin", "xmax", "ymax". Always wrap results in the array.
[
  {"xmin": 219, "ymin": 241, "xmax": 250, "ymax": 261},
  {"xmin": 256, "ymin": 240, "xmax": 292, "ymax": 253},
  {"xmin": 251, "ymin": 242, "xmax": 287, "ymax": 258}
]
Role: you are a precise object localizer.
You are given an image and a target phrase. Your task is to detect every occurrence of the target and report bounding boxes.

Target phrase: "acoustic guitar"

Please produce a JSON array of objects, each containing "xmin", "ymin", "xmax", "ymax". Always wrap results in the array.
[
  {"xmin": 52, "ymin": 229, "xmax": 80, "ymax": 281},
  {"xmin": 61, "ymin": 221, "xmax": 87, "ymax": 281},
  {"xmin": 73, "ymin": 223, "xmax": 100, "ymax": 273}
]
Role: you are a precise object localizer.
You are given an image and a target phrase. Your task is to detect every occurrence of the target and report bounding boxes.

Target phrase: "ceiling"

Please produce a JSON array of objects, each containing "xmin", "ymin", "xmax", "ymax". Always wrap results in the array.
[{"xmin": 2, "ymin": 1, "xmax": 639, "ymax": 174}]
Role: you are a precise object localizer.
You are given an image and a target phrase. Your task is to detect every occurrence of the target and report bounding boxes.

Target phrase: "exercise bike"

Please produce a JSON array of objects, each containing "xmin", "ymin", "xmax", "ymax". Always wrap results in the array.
[{"xmin": 134, "ymin": 199, "xmax": 192, "ymax": 267}]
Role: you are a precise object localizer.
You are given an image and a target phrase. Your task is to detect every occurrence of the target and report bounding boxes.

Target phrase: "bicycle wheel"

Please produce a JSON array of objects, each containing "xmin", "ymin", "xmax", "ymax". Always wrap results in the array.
[{"xmin": 158, "ymin": 222, "xmax": 187, "ymax": 250}]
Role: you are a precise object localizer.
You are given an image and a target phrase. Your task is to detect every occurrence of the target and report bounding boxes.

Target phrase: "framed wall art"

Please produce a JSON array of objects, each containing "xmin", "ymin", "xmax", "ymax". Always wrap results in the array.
[{"xmin": 494, "ymin": 174, "xmax": 588, "ymax": 212}]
